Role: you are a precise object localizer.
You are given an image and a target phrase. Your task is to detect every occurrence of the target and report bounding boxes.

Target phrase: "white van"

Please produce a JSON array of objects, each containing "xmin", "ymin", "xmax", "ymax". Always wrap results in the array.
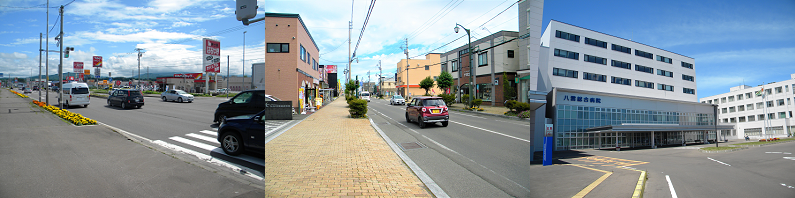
[
  {"xmin": 59, "ymin": 82, "xmax": 91, "ymax": 108},
  {"xmin": 360, "ymin": 91, "xmax": 371, "ymax": 102}
]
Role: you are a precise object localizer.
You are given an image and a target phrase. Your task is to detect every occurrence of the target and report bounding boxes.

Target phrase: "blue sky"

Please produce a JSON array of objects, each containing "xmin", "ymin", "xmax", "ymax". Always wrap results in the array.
[
  {"xmin": 2, "ymin": 0, "xmax": 793, "ymax": 99},
  {"xmin": 0, "ymin": 0, "xmax": 265, "ymax": 80}
]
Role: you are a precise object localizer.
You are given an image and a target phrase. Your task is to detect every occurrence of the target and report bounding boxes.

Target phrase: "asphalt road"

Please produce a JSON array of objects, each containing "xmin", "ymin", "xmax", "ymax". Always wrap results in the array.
[
  {"xmin": 367, "ymin": 98, "xmax": 531, "ymax": 197},
  {"xmin": 577, "ymin": 142, "xmax": 795, "ymax": 198}
]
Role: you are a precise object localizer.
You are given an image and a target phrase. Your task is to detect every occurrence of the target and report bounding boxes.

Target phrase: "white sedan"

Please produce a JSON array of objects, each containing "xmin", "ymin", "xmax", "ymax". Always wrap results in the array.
[
  {"xmin": 389, "ymin": 95, "xmax": 405, "ymax": 105},
  {"xmin": 161, "ymin": 89, "xmax": 194, "ymax": 103}
]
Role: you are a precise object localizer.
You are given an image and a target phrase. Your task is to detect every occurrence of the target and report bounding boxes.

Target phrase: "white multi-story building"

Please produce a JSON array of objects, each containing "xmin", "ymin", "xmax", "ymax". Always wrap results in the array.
[
  {"xmin": 700, "ymin": 74, "xmax": 795, "ymax": 139},
  {"xmin": 534, "ymin": 20, "xmax": 729, "ymax": 151}
]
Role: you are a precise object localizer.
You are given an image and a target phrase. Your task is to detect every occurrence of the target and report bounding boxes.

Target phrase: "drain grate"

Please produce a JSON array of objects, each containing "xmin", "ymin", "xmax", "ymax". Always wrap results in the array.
[{"xmin": 398, "ymin": 142, "xmax": 426, "ymax": 151}]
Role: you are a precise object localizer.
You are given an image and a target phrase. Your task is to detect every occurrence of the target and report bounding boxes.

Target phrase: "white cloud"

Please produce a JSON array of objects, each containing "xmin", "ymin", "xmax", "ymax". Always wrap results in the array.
[
  {"xmin": 171, "ymin": 21, "xmax": 192, "ymax": 28},
  {"xmin": 0, "ymin": 52, "xmax": 28, "ymax": 59},
  {"xmin": 693, "ymin": 47, "xmax": 795, "ymax": 64}
]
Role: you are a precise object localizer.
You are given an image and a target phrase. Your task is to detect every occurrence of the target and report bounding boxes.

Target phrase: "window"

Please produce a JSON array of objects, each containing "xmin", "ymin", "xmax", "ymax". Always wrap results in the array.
[
  {"xmin": 738, "ymin": 105, "xmax": 745, "ymax": 111},
  {"xmin": 452, "ymin": 60, "xmax": 458, "ymax": 72},
  {"xmin": 721, "ymin": 97, "xmax": 727, "ymax": 103},
  {"xmin": 657, "ymin": 69, "xmax": 673, "ymax": 77},
  {"xmin": 635, "ymin": 65, "xmax": 654, "ymax": 74},
  {"xmin": 757, "ymin": 102, "xmax": 763, "ymax": 109},
  {"xmin": 766, "ymin": 100, "xmax": 774, "ymax": 107},
  {"xmin": 681, "ymin": 62, "xmax": 693, "ymax": 69},
  {"xmin": 441, "ymin": 63, "xmax": 447, "ymax": 72},
  {"xmin": 748, "ymin": 115, "xmax": 755, "ymax": 122},
  {"xmin": 612, "ymin": 44, "xmax": 631, "ymax": 54},
  {"xmin": 584, "ymin": 54, "xmax": 607, "ymax": 65},
  {"xmin": 267, "ymin": 43, "xmax": 289, "ymax": 53},
  {"xmin": 768, "ymin": 113, "xmax": 776, "ymax": 119},
  {"xmin": 307, "ymin": 52, "xmax": 311, "ymax": 64},
  {"xmin": 611, "ymin": 60, "xmax": 631, "ymax": 70},
  {"xmin": 765, "ymin": 89, "xmax": 772, "ymax": 95},
  {"xmin": 775, "ymin": 87, "xmax": 782, "ymax": 93},
  {"xmin": 777, "ymin": 99, "xmax": 785, "ymax": 106},
  {"xmin": 737, "ymin": 94, "xmax": 743, "ymax": 100},
  {"xmin": 611, "ymin": 76, "xmax": 632, "ymax": 86},
  {"xmin": 300, "ymin": 44, "xmax": 306, "ymax": 61},
  {"xmin": 553, "ymin": 68, "xmax": 578, "ymax": 78},
  {"xmin": 555, "ymin": 30, "xmax": 580, "ymax": 42},
  {"xmin": 758, "ymin": 114, "xmax": 765, "ymax": 120},
  {"xmin": 583, "ymin": 72, "xmax": 606, "ymax": 82},
  {"xmin": 722, "ymin": 118, "xmax": 728, "ymax": 123},
  {"xmin": 721, "ymin": 108, "xmax": 727, "ymax": 113},
  {"xmin": 635, "ymin": 49, "xmax": 653, "ymax": 59},
  {"xmin": 729, "ymin": 107, "xmax": 735, "ymax": 113},
  {"xmin": 745, "ymin": 92, "xmax": 752, "ymax": 99},
  {"xmin": 739, "ymin": 116, "xmax": 746, "ymax": 122},
  {"xmin": 788, "ymin": 85, "xmax": 790, "ymax": 92},
  {"xmin": 728, "ymin": 96, "xmax": 735, "ymax": 102},
  {"xmin": 425, "ymin": 65, "xmax": 429, "ymax": 70},
  {"xmin": 507, "ymin": 50, "xmax": 514, "ymax": 58},
  {"xmin": 478, "ymin": 52, "xmax": 488, "ymax": 66},
  {"xmin": 682, "ymin": 74, "xmax": 694, "ymax": 82},
  {"xmin": 656, "ymin": 55, "xmax": 672, "ymax": 64},
  {"xmin": 657, "ymin": 84, "xmax": 674, "ymax": 91},
  {"xmin": 779, "ymin": 112, "xmax": 787, "ymax": 119},
  {"xmin": 730, "ymin": 118, "xmax": 736, "ymax": 123},
  {"xmin": 554, "ymin": 49, "xmax": 579, "ymax": 60},
  {"xmin": 789, "ymin": 98, "xmax": 792, "ymax": 105},
  {"xmin": 584, "ymin": 37, "xmax": 607, "ymax": 48},
  {"xmin": 635, "ymin": 80, "xmax": 654, "ymax": 89},
  {"xmin": 683, "ymin": 88, "xmax": 695, "ymax": 94}
]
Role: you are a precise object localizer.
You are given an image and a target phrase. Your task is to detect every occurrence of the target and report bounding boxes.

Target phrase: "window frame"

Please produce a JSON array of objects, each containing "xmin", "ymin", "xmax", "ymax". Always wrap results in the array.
[
  {"xmin": 267, "ymin": 43, "xmax": 290, "ymax": 53},
  {"xmin": 478, "ymin": 52, "xmax": 488, "ymax": 66}
]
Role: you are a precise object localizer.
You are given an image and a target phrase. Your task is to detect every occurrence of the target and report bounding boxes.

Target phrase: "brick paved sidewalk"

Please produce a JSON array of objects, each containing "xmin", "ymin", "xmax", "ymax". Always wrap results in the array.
[{"xmin": 265, "ymin": 98, "xmax": 432, "ymax": 197}]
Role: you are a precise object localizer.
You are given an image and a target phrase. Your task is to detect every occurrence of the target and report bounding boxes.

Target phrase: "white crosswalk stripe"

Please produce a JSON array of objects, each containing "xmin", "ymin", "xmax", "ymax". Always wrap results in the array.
[
  {"xmin": 170, "ymin": 136, "xmax": 217, "ymax": 151},
  {"xmin": 186, "ymin": 133, "xmax": 218, "ymax": 143},
  {"xmin": 198, "ymin": 130, "xmax": 217, "ymax": 136}
]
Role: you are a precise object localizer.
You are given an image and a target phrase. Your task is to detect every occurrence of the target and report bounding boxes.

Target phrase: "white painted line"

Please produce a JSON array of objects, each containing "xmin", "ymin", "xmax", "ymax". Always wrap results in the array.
[
  {"xmin": 198, "ymin": 130, "xmax": 217, "ymax": 136},
  {"xmin": 784, "ymin": 153, "xmax": 792, "ymax": 155},
  {"xmin": 765, "ymin": 152, "xmax": 783, "ymax": 154},
  {"xmin": 448, "ymin": 111, "xmax": 487, "ymax": 119},
  {"xmin": 450, "ymin": 120, "xmax": 530, "ymax": 143},
  {"xmin": 666, "ymin": 175, "xmax": 678, "ymax": 198},
  {"xmin": 493, "ymin": 119, "xmax": 530, "ymax": 127},
  {"xmin": 170, "ymin": 136, "xmax": 217, "ymax": 151},
  {"xmin": 152, "ymin": 140, "xmax": 263, "ymax": 180},
  {"xmin": 707, "ymin": 157, "xmax": 731, "ymax": 166},
  {"xmin": 186, "ymin": 133, "xmax": 218, "ymax": 144},
  {"xmin": 784, "ymin": 157, "xmax": 795, "ymax": 160}
]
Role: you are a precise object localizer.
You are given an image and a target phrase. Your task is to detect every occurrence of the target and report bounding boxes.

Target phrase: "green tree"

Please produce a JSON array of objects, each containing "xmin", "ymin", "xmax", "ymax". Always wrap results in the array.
[
  {"xmin": 345, "ymin": 80, "xmax": 359, "ymax": 96},
  {"xmin": 436, "ymin": 71, "xmax": 454, "ymax": 93},
  {"xmin": 502, "ymin": 73, "xmax": 515, "ymax": 101},
  {"xmin": 419, "ymin": 76, "xmax": 435, "ymax": 95}
]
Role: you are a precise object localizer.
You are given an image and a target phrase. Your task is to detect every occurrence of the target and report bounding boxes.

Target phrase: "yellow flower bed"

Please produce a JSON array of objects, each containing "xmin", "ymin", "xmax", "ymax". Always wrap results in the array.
[
  {"xmin": 32, "ymin": 99, "xmax": 97, "ymax": 126},
  {"xmin": 9, "ymin": 89, "xmax": 28, "ymax": 98}
]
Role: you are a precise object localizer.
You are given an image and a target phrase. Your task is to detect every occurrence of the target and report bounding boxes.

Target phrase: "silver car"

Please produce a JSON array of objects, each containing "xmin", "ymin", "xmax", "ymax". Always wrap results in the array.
[
  {"xmin": 389, "ymin": 95, "xmax": 405, "ymax": 105},
  {"xmin": 161, "ymin": 89, "xmax": 194, "ymax": 103}
]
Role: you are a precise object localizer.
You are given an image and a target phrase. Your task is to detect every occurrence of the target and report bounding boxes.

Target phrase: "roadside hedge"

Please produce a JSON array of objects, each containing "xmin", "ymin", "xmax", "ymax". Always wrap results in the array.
[
  {"xmin": 348, "ymin": 99, "xmax": 368, "ymax": 118},
  {"xmin": 437, "ymin": 93, "xmax": 456, "ymax": 106}
]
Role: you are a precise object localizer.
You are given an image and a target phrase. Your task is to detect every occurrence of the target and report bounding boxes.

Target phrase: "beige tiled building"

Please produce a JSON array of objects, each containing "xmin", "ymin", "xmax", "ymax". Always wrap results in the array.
[
  {"xmin": 264, "ymin": 13, "xmax": 322, "ymax": 112},
  {"xmin": 396, "ymin": 53, "xmax": 444, "ymax": 98}
]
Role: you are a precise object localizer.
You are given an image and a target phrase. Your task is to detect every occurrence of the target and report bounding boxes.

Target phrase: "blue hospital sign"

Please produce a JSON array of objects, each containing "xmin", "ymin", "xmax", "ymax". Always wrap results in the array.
[{"xmin": 563, "ymin": 95, "xmax": 601, "ymax": 103}]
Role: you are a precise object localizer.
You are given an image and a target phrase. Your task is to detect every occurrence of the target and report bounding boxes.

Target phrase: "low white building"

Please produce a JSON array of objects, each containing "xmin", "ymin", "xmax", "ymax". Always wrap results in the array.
[{"xmin": 699, "ymin": 73, "xmax": 795, "ymax": 139}]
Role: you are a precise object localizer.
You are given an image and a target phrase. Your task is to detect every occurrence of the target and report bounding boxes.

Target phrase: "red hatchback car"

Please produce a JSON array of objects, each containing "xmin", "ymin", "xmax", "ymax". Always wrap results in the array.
[{"xmin": 405, "ymin": 96, "xmax": 449, "ymax": 128}]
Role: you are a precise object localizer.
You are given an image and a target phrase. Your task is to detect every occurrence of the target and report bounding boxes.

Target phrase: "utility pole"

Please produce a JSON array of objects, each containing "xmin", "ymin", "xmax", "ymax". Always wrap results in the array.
[
  {"xmin": 403, "ymin": 38, "xmax": 410, "ymax": 98},
  {"xmin": 243, "ymin": 31, "xmax": 247, "ymax": 91},
  {"xmin": 378, "ymin": 60, "xmax": 382, "ymax": 97},
  {"xmin": 39, "ymin": 33, "xmax": 42, "ymax": 100},
  {"xmin": 57, "ymin": 5, "xmax": 63, "ymax": 109},
  {"xmin": 45, "ymin": 0, "xmax": 49, "ymax": 106},
  {"xmin": 135, "ymin": 48, "xmax": 144, "ymax": 89}
]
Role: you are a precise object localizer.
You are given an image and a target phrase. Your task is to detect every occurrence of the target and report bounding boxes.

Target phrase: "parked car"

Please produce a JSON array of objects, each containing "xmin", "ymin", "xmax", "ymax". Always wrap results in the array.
[
  {"xmin": 405, "ymin": 96, "xmax": 449, "ymax": 128},
  {"xmin": 23, "ymin": 88, "xmax": 32, "ymax": 93},
  {"xmin": 360, "ymin": 91, "xmax": 371, "ymax": 102},
  {"xmin": 217, "ymin": 110, "xmax": 266, "ymax": 156},
  {"xmin": 389, "ymin": 95, "xmax": 405, "ymax": 105},
  {"xmin": 213, "ymin": 90, "xmax": 281, "ymax": 123},
  {"xmin": 58, "ymin": 82, "xmax": 91, "ymax": 108},
  {"xmin": 32, "ymin": 86, "xmax": 39, "ymax": 91},
  {"xmin": 161, "ymin": 89, "xmax": 194, "ymax": 103},
  {"xmin": 107, "ymin": 89, "xmax": 144, "ymax": 109}
]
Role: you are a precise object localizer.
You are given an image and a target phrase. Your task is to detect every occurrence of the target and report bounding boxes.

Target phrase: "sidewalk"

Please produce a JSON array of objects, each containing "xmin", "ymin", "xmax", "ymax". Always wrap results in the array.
[
  {"xmin": 265, "ymin": 98, "xmax": 432, "ymax": 197},
  {"xmin": 0, "ymin": 88, "xmax": 263, "ymax": 197}
]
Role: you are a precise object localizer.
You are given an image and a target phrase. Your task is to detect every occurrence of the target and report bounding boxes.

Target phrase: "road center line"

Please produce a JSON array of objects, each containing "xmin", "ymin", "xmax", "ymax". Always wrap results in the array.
[
  {"xmin": 707, "ymin": 157, "xmax": 731, "ymax": 166},
  {"xmin": 450, "ymin": 120, "xmax": 530, "ymax": 143},
  {"xmin": 666, "ymin": 175, "xmax": 678, "ymax": 198},
  {"xmin": 448, "ymin": 112, "xmax": 487, "ymax": 119}
]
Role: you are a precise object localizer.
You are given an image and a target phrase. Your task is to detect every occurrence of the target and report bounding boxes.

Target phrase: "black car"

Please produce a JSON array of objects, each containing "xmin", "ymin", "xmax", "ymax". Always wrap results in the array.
[
  {"xmin": 213, "ymin": 90, "xmax": 280, "ymax": 123},
  {"xmin": 217, "ymin": 110, "xmax": 265, "ymax": 156},
  {"xmin": 107, "ymin": 89, "xmax": 144, "ymax": 109}
]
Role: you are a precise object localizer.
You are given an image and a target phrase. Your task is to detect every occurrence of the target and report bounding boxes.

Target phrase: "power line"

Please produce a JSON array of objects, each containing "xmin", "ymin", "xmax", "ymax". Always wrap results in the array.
[
  {"xmin": 406, "ymin": 0, "xmax": 464, "ymax": 41},
  {"xmin": 320, "ymin": 38, "xmax": 349, "ymax": 55},
  {"xmin": 48, "ymin": 14, "xmax": 60, "ymax": 34},
  {"xmin": 464, "ymin": 0, "xmax": 509, "ymax": 27},
  {"xmin": 475, "ymin": 0, "xmax": 518, "ymax": 30},
  {"xmin": 352, "ymin": 0, "xmax": 376, "ymax": 58},
  {"xmin": 404, "ymin": 0, "xmax": 459, "ymax": 39}
]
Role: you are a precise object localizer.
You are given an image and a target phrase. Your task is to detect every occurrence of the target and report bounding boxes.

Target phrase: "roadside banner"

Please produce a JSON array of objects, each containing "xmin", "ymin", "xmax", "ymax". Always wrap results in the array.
[
  {"xmin": 93, "ymin": 56, "xmax": 102, "ymax": 67},
  {"xmin": 202, "ymin": 38, "xmax": 221, "ymax": 73}
]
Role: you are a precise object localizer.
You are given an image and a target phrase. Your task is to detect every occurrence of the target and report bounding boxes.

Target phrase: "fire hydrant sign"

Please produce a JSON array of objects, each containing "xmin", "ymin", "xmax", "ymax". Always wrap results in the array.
[
  {"xmin": 93, "ymin": 56, "xmax": 102, "ymax": 67},
  {"xmin": 203, "ymin": 38, "xmax": 221, "ymax": 73},
  {"xmin": 73, "ymin": 62, "xmax": 84, "ymax": 73}
]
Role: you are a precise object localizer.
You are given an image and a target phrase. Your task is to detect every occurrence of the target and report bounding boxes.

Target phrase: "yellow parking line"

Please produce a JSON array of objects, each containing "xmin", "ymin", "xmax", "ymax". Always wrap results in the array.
[{"xmin": 561, "ymin": 164, "xmax": 612, "ymax": 198}]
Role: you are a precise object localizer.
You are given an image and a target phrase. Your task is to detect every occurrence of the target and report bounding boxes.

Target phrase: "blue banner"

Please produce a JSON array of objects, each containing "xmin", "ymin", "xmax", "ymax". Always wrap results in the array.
[{"xmin": 543, "ymin": 136, "xmax": 554, "ymax": 166}]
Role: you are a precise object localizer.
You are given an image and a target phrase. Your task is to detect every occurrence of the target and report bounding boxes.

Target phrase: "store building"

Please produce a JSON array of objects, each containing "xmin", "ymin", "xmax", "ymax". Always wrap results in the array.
[
  {"xmin": 699, "ymin": 74, "xmax": 795, "ymax": 139},
  {"xmin": 535, "ymin": 20, "xmax": 729, "ymax": 151},
  {"xmin": 396, "ymin": 53, "xmax": 443, "ymax": 98},
  {"xmin": 440, "ymin": 30, "xmax": 520, "ymax": 106},
  {"xmin": 265, "ymin": 12, "xmax": 323, "ymax": 113}
]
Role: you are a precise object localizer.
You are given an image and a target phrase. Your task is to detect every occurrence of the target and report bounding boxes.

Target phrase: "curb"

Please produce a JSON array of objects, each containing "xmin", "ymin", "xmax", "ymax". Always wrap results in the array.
[
  {"xmin": 448, "ymin": 108, "xmax": 531, "ymax": 122},
  {"xmin": 730, "ymin": 140, "xmax": 795, "ymax": 147},
  {"xmin": 632, "ymin": 171, "xmax": 647, "ymax": 198},
  {"xmin": 699, "ymin": 147, "xmax": 749, "ymax": 153},
  {"xmin": 368, "ymin": 118, "xmax": 449, "ymax": 198}
]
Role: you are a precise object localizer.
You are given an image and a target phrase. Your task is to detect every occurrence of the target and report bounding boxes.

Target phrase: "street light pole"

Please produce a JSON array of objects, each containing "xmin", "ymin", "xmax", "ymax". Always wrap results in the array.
[
  {"xmin": 227, "ymin": 55, "xmax": 229, "ymax": 98},
  {"xmin": 58, "ymin": 5, "xmax": 63, "ymax": 109},
  {"xmin": 455, "ymin": 23, "xmax": 473, "ymax": 108},
  {"xmin": 243, "ymin": 31, "xmax": 246, "ymax": 91}
]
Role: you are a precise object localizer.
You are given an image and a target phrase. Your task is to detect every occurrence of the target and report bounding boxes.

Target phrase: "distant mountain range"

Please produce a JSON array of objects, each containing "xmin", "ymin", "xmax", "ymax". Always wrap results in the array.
[{"xmin": 6, "ymin": 72, "xmax": 244, "ymax": 81}]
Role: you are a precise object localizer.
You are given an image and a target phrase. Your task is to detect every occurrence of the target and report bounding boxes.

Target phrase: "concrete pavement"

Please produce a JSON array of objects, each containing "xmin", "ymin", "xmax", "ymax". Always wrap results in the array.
[
  {"xmin": 0, "ymin": 88, "xmax": 263, "ymax": 197},
  {"xmin": 265, "ymin": 97, "xmax": 432, "ymax": 197}
]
